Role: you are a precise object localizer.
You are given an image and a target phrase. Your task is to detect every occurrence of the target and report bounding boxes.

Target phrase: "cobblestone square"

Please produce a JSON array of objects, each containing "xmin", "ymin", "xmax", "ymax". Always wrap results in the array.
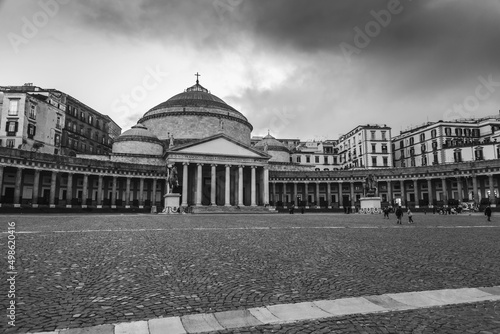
[{"xmin": 1, "ymin": 213, "xmax": 500, "ymax": 333}]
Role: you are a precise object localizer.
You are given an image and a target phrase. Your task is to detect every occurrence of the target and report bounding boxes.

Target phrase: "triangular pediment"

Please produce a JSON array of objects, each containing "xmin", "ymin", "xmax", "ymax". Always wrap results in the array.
[{"xmin": 169, "ymin": 135, "xmax": 269, "ymax": 159}]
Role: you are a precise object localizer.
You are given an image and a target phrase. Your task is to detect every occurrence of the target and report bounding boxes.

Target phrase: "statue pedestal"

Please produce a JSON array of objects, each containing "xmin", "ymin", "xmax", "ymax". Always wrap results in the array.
[
  {"xmin": 359, "ymin": 197, "xmax": 382, "ymax": 214},
  {"xmin": 159, "ymin": 193, "xmax": 181, "ymax": 214}
]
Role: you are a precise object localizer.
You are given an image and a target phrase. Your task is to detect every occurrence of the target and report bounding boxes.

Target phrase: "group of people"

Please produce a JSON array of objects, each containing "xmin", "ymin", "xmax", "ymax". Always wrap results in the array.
[{"xmin": 383, "ymin": 206, "xmax": 414, "ymax": 224}]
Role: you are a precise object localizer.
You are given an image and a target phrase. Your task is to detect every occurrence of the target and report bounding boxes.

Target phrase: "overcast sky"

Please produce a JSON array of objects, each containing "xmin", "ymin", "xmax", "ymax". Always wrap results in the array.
[{"xmin": 1, "ymin": 0, "xmax": 499, "ymax": 140}]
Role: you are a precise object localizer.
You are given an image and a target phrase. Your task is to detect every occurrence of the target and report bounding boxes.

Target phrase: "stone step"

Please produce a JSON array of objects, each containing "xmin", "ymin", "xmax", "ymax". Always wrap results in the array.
[{"xmin": 190, "ymin": 205, "xmax": 276, "ymax": 214}]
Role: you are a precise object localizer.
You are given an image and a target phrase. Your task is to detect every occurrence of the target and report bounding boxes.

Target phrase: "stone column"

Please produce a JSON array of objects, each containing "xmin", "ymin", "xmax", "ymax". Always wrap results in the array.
[
  {"xmin": 112, "ymin": 176, "xmax": 117, "ymax": 208},
  {"xmin": 211, "ymin": 164, "xmax": 217, "ymax": 206},
  {"xmin": 338, "ymin": 181, "xmax": 343, "ymax": 209},
  {"xmin": 225, "ymin": 165, "xmax": 231, "ymax": 206},
  {"xmin": 32, "ymin": 169, "xmax": 40, "ymax": 208},
  {"xmin": 139, "ymin": 178, "xmax": 144, "ymax": 208},
  {"xmin": 97, "ymin": 175, "xmax": 104, "ymax": 208},
  {"xmin": 263, "ymin": 167, "xmax": 269, "ymax": 205},
  {"xmin": 13, "ymin": 168, "xmax": 23, "ymax": 207},
  {"xmin": 488, "ymin": 174, "xmax": 496, "ymax": 207},
  {"xmin": 293, "ymin": 182, "xmax": 298, "ymax": 206},
  {"xmin": 427, "ymin": 178, "xmax": 434, "ymax": 207},
  {"xmin": 315, "ymin": 182, "xmax": 320, "ymax": 208},
  {"xmin": 304, "ymin": 182, "xmax": 309, "ymax": 208},
  {"xmin": 400, "ymin": 179, "xmax": 405, "ymax": 208},
  {"xmin": 272, "ymin": 182, "xmax": 277, "ymax": 205},
  {"xmin": 238, "ymin": 165, "xmax": 244, "ymax": 206},
  {"xmin": 125, "ymin": 177, "xmax": 131, "ymax": 208},
  {"xmin": 350, "ymin": 181, "xmax": 355, "ymax": 209},
  {"xmin": 0, "ymin": 166, "xmax": 3, "ymax": 206},
  {"xmin": 195, "ymin": 164, "xmax": 203, "ymax": 206},
  {"xmin": 457, "ymin": 177, "xmax": 463, "ymax": 202},
  {"xmin": 472, "ymin": 174, "xmax": 478, "ymax": 205},
  {"xmin": 387, "ymin": 180, "xmax": 392, "ymax": 205},
  {"xmin": 441, "ymin": 177, "xmax": 448, "ymax": 205},
  {"xmin": 66, "ymin": 173, "xmax": 73, "ymax": 208},
  {"xmin": 152, "ymin": 178, "xmax": 157, "ymax": 208},
  {"xmin": 326, "ymin": 182, "xmax": 331, "ymax": 208},
  {"xmin": 413, "ymin": 179, "xmax": 420, "ymax": 208},
  {"xmin": 82, "ymin": 174, "xmax": 88, "ymax": 208},
  {"xmin": 49, "ymin": 171, "xmax": 57, "ymax": 208},
  {"xmin": 250, "ymin": 166, "xmax": 257, "ymax": 206},
  {"xmin": 182, "ymin": 163, "xmax": 189, "ymax": 206}
]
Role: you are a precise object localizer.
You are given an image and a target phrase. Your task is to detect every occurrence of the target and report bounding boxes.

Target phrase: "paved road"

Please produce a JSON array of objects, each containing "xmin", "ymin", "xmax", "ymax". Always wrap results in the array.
[{"xmin": 1, "ymin": 213, "xmax": 499, "ymax": 333}]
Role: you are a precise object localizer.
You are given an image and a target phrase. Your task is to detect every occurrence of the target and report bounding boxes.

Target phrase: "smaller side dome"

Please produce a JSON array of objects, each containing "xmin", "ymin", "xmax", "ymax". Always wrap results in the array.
[
  {"xmin": 255, "ymin": 132, "xmax": 291, "ymax": 163},
  {"xmin": 112, "ymin": 123, "xmax": 164, "ymax": 156}
]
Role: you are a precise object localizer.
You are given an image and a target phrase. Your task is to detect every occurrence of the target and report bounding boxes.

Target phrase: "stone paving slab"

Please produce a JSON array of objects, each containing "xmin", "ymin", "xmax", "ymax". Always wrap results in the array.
[
  {"xmin": 213, "ymin": 310, "xmax": 263, "ymax": 329},
  {"xmin": 180, "ymin": 313, "xmax": 224, "ymax": 333},
  {"xmin": 26, "ymin": 285, "xmax": 500, "ymax": 334},
  {"xmin": 148, "ymin": 317, "xmax": 186, "ymax": 334},
  {"xmin": 60, "ymin": 325, "xmax": 114, "ymax": 334},
  {"xmin": 313, "ymin": 296, "xmax": 386, "ymax": 315}
]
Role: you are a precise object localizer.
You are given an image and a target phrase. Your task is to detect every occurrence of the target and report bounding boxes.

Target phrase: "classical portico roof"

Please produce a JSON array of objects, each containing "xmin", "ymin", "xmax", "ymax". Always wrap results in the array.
[{"xmin": 165, "ymin": 133, "xmax": 271, "ymax": 165}]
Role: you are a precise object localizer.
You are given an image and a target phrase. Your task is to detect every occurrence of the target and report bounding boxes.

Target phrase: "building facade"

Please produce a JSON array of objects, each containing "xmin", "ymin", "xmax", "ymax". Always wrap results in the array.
[{"xmin": 1, "ymin": 79, "xmax": 500, "ymax": 211}]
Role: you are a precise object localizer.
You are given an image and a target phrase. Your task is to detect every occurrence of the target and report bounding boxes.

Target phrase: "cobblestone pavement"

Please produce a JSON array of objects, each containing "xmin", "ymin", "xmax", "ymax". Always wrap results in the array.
[{"xmin": 1, "ymin": 213, "xmax": 499, "ymax": 333}]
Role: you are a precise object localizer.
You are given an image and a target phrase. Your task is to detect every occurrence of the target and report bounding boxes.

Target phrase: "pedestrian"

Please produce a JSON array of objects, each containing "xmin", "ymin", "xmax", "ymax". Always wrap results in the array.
[
  {"xmin": 395, "ymin": 206, "xmax": 403, "ymax": 224},
  {"xmin": 289, "ymin": 204, "xmax": 294, "ymax": 214},
  {"xmin": 485, "ymin": 205, "xmax": 492, "ymax": 222},
  {"xmin": 407, "ymin": 208, "xmax": 414, "ymax": 224},
  {"xmin": 301, "ymin": 207, "xmax": 305, "ymax": 214},
  {"xmin": 383, "ymin": 207, "xmax": 389, "ymax": 219}
]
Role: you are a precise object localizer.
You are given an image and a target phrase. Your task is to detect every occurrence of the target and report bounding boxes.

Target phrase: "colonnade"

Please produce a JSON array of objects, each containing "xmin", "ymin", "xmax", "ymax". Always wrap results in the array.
[
  {"xmin": 176, "ymin": 162, "xmax": 269, "ymax": 207},
  {"xmin": 0, "ymin": 165, "xmax": 164, "ymax": 208},
  {"xmin": 270, "ymin": 174, "xmax": 499, "ymax": 208}
]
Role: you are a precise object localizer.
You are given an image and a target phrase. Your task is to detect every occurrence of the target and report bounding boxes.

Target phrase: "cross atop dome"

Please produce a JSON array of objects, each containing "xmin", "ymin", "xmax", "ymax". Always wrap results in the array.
[{"xmin": 186, "ymin": 72, "xmax": 209, "ymax": 93}]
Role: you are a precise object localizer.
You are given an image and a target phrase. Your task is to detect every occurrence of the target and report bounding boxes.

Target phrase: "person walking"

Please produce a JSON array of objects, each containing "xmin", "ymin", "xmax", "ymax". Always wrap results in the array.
[
  {"xmin": 485, "ymin": 205, "xmax": 492, "ymax": 222},
  {"xmin": 407, "ymin": 208, "xmax": 414, "ymax": 224},
  {"xmin": 395, "ymin": 206, "xmax": 403, "ymax": 225}
]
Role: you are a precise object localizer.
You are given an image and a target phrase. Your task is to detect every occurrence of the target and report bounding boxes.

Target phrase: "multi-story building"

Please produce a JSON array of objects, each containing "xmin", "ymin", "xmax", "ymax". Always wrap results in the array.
[
  {"xmin": 291, "ymin": 140, "xmax": 339, "ymax": 171},
  {"xmin": 0, "ymin": 84, "xmax": 65, "ymax": 155},
  {"xmin": 63, "ymin": 95, "xmax": 121, "ymax": 156},
  {"xmin": 336, "ymin": 124, "xmax": 393, "ymax": 169},
  {"xmin": 392, "ymin": 116, "xmax": 500, "ymax": 168}
]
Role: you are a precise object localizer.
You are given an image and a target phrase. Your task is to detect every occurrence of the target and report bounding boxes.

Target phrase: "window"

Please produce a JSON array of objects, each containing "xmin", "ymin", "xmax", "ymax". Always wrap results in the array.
[
  {"xmin": 372, "ymin": 144, "xmax": 376, "ymax": 153},
  {"xmin": 306, "ymin": 156, "xmax": 310, "ymax": 163},
  {"xmin": 54, "ymin": 134, "xmax": 61, "ymax": 146},
  {"xmin": 6, "ymin": 139, "xmax": 15, "ymax": 148},
  {"xmin": 383, "ymin": 157, "xmax": 388, "ymax": 167},
  {"xmin": 432, "ymin": 141, "xmax": 438, "ymax": 150},
  {"xmin": 372, "ymin": 156, "xmax": 377, "ymax": 166},
  {"xmin": 475, "ymin": 147, "xmax": 484, "ymax": 160},
  {"xmin": 400, "ymin": 140, "xmax": 404, "ymax": 149},
  {"xmin": 6, "ymin": 121, "xmax": 18, "ymax": 135},
  {"xmin": 431, "ymin": 129, "xmax": 437, "ymax": 138},
  {"xmin": 88, "ymin": 115, "xmax": 93, "ymax": 125},
  {"xmin": 422, "ymin": 155, "xmax": 427, "ymax": 166},
  {"xmin": 420, "ymin": 133, "xmax": 425, "ymax": 142},
  {"xmin": 382, "ymin": 144, "xmax": 387, "ymax": 154},
  {"xmin": 454, "ymin": 149, "xmax": 462, "ymax": 163},
  {"xmin": 433, "ymin": 152, "xmax": 439, "ymax": 164},
  {"xmin": 8, "ymin": 99, "xmax": 19, "ymax": 116},
  {"xmin": 445, "ymin": 127, "xmax": 451, "ymax": 136},
  {"xmin": 324, "ymin": 156, "xmax": 328, "ymax": 164},
  {"xmin": 56, "ymin": 116, "xmax": 61, "ymax": 129},
  {"xmin": 29, "ymin": 104, "xmax": 37, "ymax": 119},
  {"xmin": 80, "ymin": 111, "xmax": 85, "ymax": 121},
  {"xmin": 411, "ymin": 158, "xmax": 416, "ymax": 167},
  {"xmin": 421, "ymin": 144, "xmax": 426, "ymax": 153},
  {"xmin": 315, "ymin": 156, "xmax": 319, "ymax": 163},
  {"xmin": 409, "ymin": 137, "xmax": 414, "ymax": 145},
  {"xmin": 96, "ymin": 120, "xmax": 100, "ymax": 129},
  {"xmin": 371, "ymin": 131, "xmax": 376, "ymax": 140},
  {"xmin": 28, "ymin": 124, "xmax": 36, "ymax": 139},
  {"xmin": 410, "ymin": 147, "xmax": 415, "ymax": 156},
  {"xmin": 381, "ymin": 131, "xmax": 386, "ymax": 140}
]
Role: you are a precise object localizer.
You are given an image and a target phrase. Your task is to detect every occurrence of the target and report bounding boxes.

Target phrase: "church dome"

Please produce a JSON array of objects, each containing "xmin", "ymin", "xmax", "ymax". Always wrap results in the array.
[
  {"xmin": 112, "ymin": 123, "xmax": 163, "ymax": 156},
  {"xmin": 255, "ymin": 133, "xmax": 291, "ymax": 162},
  {"xmin": 138, "ymin": 76, "xmax": 253, "ymax": 144}
]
